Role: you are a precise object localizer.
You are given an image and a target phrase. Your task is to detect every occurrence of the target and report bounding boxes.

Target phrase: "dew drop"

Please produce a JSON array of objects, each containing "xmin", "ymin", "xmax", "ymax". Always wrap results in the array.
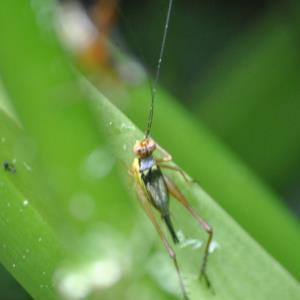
[
  {"xmin": 209, "ymin": 240, "xmax": 220, "ymax": 253},
  {"xmin": 23, "ymin": 162, "xmax": 32, "ymax": 172},
  {"xmin": 120, "ymin": 123, "xmax": 134, "ymax": 131}
]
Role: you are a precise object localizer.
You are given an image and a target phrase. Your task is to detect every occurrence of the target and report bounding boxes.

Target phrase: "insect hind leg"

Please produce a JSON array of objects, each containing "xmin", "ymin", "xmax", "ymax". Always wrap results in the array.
[
  {"xmin": 163, "ymin": 174, "xmax": 213, "ymax": 288},
  {"xmin": 135, "ymin": 183, "xmax": 190, "ymax": 300}
]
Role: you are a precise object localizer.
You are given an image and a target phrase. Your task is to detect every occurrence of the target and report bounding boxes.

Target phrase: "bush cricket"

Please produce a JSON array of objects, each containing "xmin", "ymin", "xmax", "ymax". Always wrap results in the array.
[{"xmin": 129, "ymin": 0, "xmax": 213, "ymax": 299}]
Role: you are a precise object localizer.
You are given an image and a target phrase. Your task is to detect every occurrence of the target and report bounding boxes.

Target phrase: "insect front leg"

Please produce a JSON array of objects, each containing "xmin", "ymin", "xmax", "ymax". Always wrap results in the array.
[
  {"xmin": 135, "ymin": 183, "xmax": 190, "ymax": 300},
  {"xmin": 158, "ymin": 163, "xmax": 194, "ymax": 184},
  {"xmin": 155, "ymin": 143, "xmax": 172, "ymax": 163},
  {"xmin": 156, "ymin": 144, "xmax": 196, "ymax": 183},
  {"xmin": 163, "ymin": 175, "xmax": 213, "ymax": 288}
]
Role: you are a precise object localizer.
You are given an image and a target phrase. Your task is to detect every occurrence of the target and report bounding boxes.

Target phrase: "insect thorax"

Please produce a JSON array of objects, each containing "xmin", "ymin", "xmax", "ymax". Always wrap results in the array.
[{"xmin": 139, "ymin": 156, "xmax": 155, "ymax": 172}]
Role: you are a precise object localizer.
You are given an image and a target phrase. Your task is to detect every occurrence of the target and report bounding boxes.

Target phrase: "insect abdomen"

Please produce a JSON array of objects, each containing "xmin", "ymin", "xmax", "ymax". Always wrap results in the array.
[
  {"xmin": 141, "ymin": 164, "xmax": 168, "ymax": 212},
  {"xmin": 140, "ymin": 161, "xmax": 179, "ymax": 243},
  {"xmin": 163, "ymin": 214, "xmax": 179, "ymax": 244}
]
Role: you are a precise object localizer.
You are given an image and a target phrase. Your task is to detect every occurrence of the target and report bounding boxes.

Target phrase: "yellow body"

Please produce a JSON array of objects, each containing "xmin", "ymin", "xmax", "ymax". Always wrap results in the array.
[
  {"xmin": 132, "ymin": 158, "xmax": 143, "ymax": 186},
  {"xmin": 132, "ymin": 157, "xmax": 151, "ymax": 204}
]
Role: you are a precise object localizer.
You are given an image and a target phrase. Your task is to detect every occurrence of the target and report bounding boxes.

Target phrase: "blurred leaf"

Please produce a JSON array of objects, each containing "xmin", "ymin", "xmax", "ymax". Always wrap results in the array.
[
  {"xmin": 0, "ymin": 111, "xmax": 64, "ymax": 300},
  {"xmin": 0, "ymin": 265, "xmax": 31, "ymax": 300}
]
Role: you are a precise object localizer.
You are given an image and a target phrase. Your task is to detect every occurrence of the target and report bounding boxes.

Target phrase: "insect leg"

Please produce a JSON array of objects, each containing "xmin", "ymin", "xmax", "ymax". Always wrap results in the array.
[
  {"xmin": 163, "ymin": 175, "xmax": 213, "ymax": 288},
  {"xmin": 156, "ymin": 143, "xmax": 172, "ymax": 163},
  {"xmin": 158, "ymin": 163, "xmax": 193, "ymax": 183},
  {"xmin": 135, "ymin": 183, "xmax": 189, "ymax": 300},
  {"xmin": 156, "ymin": 145, "xmax": 197, "ymax": 183}
]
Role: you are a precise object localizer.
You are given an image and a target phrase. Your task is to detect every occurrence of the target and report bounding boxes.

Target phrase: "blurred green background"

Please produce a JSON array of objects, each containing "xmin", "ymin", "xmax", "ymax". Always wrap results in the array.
[{"xmin": 0, "ymin": 0, "xmax": 299, "ymax": 299}]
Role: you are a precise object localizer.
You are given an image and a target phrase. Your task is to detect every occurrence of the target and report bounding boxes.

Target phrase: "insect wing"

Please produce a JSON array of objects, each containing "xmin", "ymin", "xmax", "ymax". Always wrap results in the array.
[{"xmin": 142, "ymin": 166, "xmax": 169, "ymax": 214}]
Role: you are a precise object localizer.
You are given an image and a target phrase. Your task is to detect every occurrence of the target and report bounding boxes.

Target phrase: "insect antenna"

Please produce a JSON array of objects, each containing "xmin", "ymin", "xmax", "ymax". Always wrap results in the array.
[{"xmin": 145, "ymin": 0, "xmax": 174, "ymax": 138}]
